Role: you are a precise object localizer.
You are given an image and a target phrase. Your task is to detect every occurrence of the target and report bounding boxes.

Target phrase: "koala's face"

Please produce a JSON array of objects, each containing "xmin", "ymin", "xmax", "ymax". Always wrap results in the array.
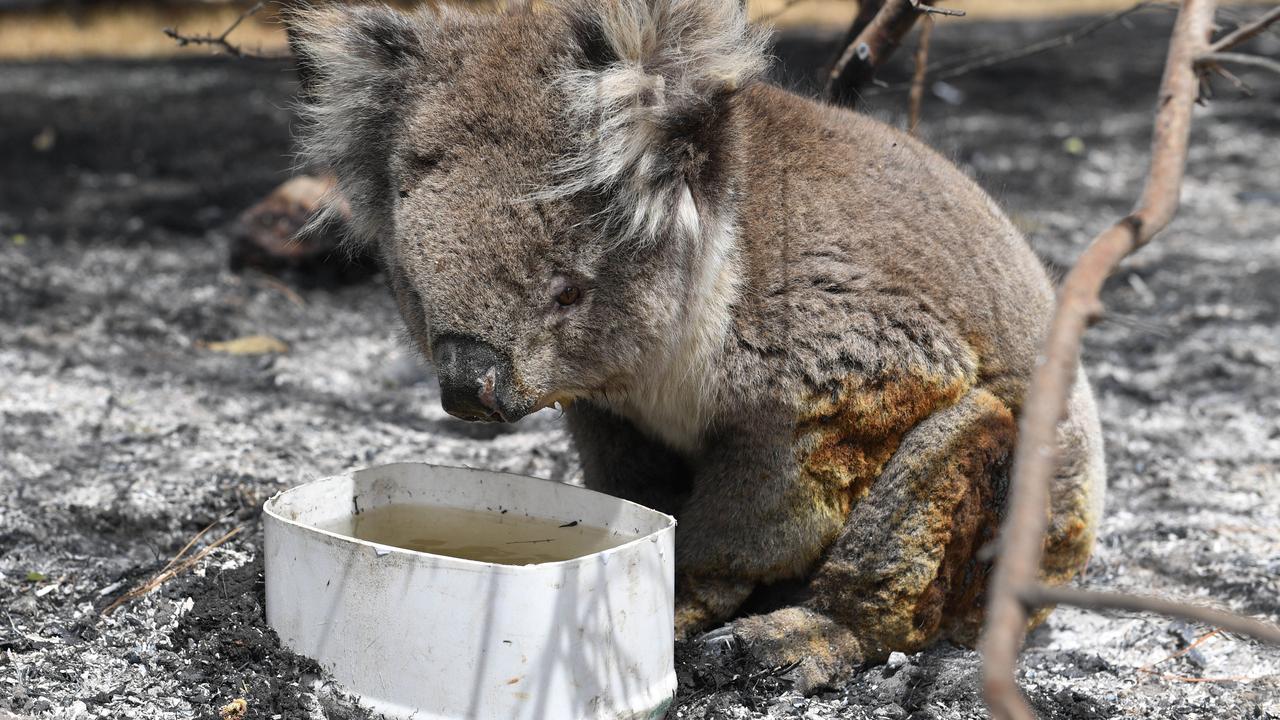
[
  {"xmin": 384, "ymin": 70, "xmax": 683, "ymax": 422},
  {"xmin": 292, "ymin": 0, "xmax": 766, "ymax": 421}
]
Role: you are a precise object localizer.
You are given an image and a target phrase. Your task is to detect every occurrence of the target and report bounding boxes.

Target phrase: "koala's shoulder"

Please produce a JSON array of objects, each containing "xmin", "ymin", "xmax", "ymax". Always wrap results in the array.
[{"xmin": 726, "ymin": 82, "xmax": 1050, "ymax": 406}]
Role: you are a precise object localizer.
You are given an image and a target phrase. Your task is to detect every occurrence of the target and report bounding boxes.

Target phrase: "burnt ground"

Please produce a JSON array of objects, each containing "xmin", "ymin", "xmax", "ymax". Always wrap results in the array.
[{"xmin": 1, "ymin": 10, "xmax": 1279, "ymax": 720}]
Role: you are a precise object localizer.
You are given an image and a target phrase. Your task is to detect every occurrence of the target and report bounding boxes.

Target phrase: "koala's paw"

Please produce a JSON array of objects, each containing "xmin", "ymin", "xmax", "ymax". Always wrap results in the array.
[
  {"xmin": 695, "ymin": 624, "xmax": 739, "ymax": 656},
  {"xmin": 703, "ymin": 607, "xmax": 864, "ymax": 695},
  {"xmin": 674, "ymin": 575, "xmax": 755, "ymax": 640}
]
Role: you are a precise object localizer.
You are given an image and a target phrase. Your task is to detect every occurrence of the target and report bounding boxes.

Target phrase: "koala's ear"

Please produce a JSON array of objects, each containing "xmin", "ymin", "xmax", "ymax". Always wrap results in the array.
[
  {"xmin": 285, "ymin": 3, "xmax": 432, "ymax": 247},
  {"xmin": 550, "ymin": 0, "xmax": 770, "ymax": 246}
]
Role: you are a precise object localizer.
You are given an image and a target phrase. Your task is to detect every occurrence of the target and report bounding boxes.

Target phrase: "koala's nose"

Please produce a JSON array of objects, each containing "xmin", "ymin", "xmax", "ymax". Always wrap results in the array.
[{"xmin": 432, "ymin": 335, "xmax": 513, "ymax": 423}]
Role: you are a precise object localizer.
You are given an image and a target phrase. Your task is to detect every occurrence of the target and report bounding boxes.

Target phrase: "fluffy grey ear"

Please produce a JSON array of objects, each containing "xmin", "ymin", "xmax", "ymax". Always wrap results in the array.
[
  {"xmin": 550, "ymin": 0, "xmax": 770, "ymax": 247},
  {"xmin": 286, "ymin": 4, "xmax": 431, "ymax": 247}
]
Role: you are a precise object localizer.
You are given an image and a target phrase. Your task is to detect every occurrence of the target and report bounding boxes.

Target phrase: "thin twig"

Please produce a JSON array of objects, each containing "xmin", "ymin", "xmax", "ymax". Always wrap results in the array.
[
  {"xmin": 102, "ymin": 526, "xmax": 243, "ymax": 616},
  {"xmin": 1204, "ymin": 62, "xmax": 1253, "ymax": 94},
  {"xmin": 164, "ymin": 1, "xmax": 271, "ymax": 59},
  {"xmin": 253, "ymin": 273, "xmax": 307, "ymax": 308},
  {"xmin": 155, "ymin": 516, "xmax": 225, "ymax": 579},
  {"xmin": 909, "ymin": 0, "xmax": 964, "ymax": 18},
  {"xmin": 864, "ymin": 2, "xmax": 1162, "ymax": 97},
  {"xmin": 1022, "ymin": 586, "xmax": 1280, "ymax": 645},
  {"xmin": 979, "ymin": 3, "xmax": 1219, "ymax": 720},
  {"xmin": 908, "ymin": 16, "xmax": 934, "ymax": 135},
  {"xmin": 1198, "ymin": 51, "xmax": 1280, "ymax": 76},
  {"xmin": 749, "ymin": 658, "xmax": 803, "ymax": 681},
  {"xmin": 1143, "ymin": 672, "xmax": 1255, "ymax": 683},
  {"xmin": 929, "ymin": 2, "xmax": 1154, "ymax": 83},
  {"xmin": 1208, "ymin": 6, "xmax": 1280, "ymax": 53},
  {"xmin": 1137, "ymin": 628, "xmax": 1221, "ymax": 675}
]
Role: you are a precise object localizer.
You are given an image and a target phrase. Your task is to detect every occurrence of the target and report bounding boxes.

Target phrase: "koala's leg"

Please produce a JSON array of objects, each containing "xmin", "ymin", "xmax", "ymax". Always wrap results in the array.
[
  {"xmin": 564, "ymin": 401, "xmax": 692, "ymax": 517},
  {"xmin": 673, "ymin": 410, "xmax": 852, "ymax": 639},
  {"xmin": 729, "ymin": 389, "xmax": 1020, "ymax": 692}
]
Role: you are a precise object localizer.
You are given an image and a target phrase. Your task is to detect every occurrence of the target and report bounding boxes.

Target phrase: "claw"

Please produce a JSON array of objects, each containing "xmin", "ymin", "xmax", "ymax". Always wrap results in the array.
[{"xmin": 696, "ymin": 624, "xmax": 738, "ymax": 656}]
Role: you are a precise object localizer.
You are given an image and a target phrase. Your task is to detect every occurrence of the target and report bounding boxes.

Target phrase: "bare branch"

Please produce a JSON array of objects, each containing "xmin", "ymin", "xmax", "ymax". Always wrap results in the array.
[
  {"xmin": 1208, "ymin": 6, "xmax": 1280, "ymax": 53},
  {"xmin": 164, "ymin": 1, "xmax": 273, "ymax": 60},
  {"xmin": 1201, "ymin": 60, "xmax": 1253, "ymax": 95},
  {"xmin": 828, "ymin": 1, "xmax": 894, "ymax": 104},
  {"xmin": 908, "ymin": 16, "xmax": 935, "ymax": 135},
  {"xmin": 858, "ymin": 3, "xmax": 1166, "ymax": 100},
  {"xmin": 826, "ymin": 0, "xmax": 960, "ymax": 106},
  {"xmin": 909, "ymin": 0, "xmax": 964, "ymax": 18},
  {"xmin": 1199, "ymin": 51, "xmax": 1280, "ymax": 77},
  {"xmin": 1137, "ymin": 628, "xmax": 1221, "ymax": 675},
  {"xmin": 979, "ymin": 2, "xmax": 1219, "ymax": 719},
  {"xmin": 929, "ymin": 2, "xmax": 1155, "ymax": 85},
  {"xmin": 1022, "ymin": 586, "xmax": 1280, "ymax": 645}
]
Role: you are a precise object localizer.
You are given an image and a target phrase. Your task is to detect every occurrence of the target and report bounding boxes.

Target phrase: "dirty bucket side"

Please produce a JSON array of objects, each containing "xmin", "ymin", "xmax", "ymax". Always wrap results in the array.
[{"xmin": 264, "ymin": 464, "xmax": 677, "ymax": 720}]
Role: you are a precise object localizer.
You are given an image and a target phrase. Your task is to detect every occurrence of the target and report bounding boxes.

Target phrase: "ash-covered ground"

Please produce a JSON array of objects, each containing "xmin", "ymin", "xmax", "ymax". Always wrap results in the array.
[{"xmin": 2, "ymin": 11, "xmax": 1279, "ymax": 720}]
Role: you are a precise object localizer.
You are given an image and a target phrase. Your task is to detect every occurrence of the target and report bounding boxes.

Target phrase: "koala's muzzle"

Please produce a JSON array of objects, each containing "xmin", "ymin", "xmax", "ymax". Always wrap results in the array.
[{"xmin": 432, "ymin": 335, "xmax": 523, "ymax": 423}]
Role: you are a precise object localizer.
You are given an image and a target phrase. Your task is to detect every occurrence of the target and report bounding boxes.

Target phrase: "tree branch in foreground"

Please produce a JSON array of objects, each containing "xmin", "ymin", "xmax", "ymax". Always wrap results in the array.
[
  {"xmin": 1195, "ymin": 7, "xmax": 1280, "ymax": 86},
  {"xmin": 979, "ymin": 2, "xmax": 1222, "ymax": 719},
  {"xmin": 1023, "ymin": 586, "xmax": 1280, "ymax": 645},
  {"xmin": 1199, "ymin": 51, "xmax": 1280, "ymax": 77},
  {"xmin": 1208, "ymin": 6, "xmax": 1280, "ymax": 53}
]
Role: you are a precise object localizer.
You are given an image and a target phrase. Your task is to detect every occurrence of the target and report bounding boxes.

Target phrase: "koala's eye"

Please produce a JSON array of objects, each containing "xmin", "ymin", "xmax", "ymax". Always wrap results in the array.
[{"xmin": 555, "ymin": 286, "xmax": 582, "ymax": 307}]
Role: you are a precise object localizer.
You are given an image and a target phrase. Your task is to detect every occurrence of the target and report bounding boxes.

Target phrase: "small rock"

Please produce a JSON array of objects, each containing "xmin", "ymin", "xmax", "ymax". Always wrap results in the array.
[
  {"xmin": 187, "ymin": 686, "xmax": 210, "ymax": 704},
  {"xmin": 874, "ymin": 703, "xmax": 908, "ymax": 719}
]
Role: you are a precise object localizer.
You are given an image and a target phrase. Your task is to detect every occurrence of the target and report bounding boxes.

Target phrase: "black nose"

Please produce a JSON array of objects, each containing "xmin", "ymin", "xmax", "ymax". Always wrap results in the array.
[{"xmin": 432, "ymin": 335, "xmax": 512, "ymax": 422}]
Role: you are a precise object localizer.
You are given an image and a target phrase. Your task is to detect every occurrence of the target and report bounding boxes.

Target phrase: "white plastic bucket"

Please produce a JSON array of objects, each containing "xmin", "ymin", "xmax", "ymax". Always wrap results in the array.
[{"xmin": 263, "ymin": 463, "xmax": 677, "ymax": 720}]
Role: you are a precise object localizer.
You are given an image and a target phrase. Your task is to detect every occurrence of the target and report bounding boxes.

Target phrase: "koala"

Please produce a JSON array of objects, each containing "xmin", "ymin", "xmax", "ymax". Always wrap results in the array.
[{"xmin": 289, "ymin": 0, "xmax": 1105, "ymax": 692}]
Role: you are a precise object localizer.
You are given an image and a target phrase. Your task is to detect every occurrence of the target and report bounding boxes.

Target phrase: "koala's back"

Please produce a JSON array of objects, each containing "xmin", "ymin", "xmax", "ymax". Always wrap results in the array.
[{"xmin": 732, "ymin": 83, "xmax": 1055, "ymax": 410}]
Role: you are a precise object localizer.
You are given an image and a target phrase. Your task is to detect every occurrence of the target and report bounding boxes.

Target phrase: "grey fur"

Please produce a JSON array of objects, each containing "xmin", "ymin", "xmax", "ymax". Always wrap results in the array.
[{"xmin": 290, "ymin": 0, "xmax": 1105, "ymax": 693}]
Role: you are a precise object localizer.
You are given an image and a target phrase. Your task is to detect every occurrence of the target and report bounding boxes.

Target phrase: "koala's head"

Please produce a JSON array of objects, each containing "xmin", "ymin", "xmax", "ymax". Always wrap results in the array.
[{"xmin": 290, "ymin": 0, "xmax": 768, "ymax": 422}]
